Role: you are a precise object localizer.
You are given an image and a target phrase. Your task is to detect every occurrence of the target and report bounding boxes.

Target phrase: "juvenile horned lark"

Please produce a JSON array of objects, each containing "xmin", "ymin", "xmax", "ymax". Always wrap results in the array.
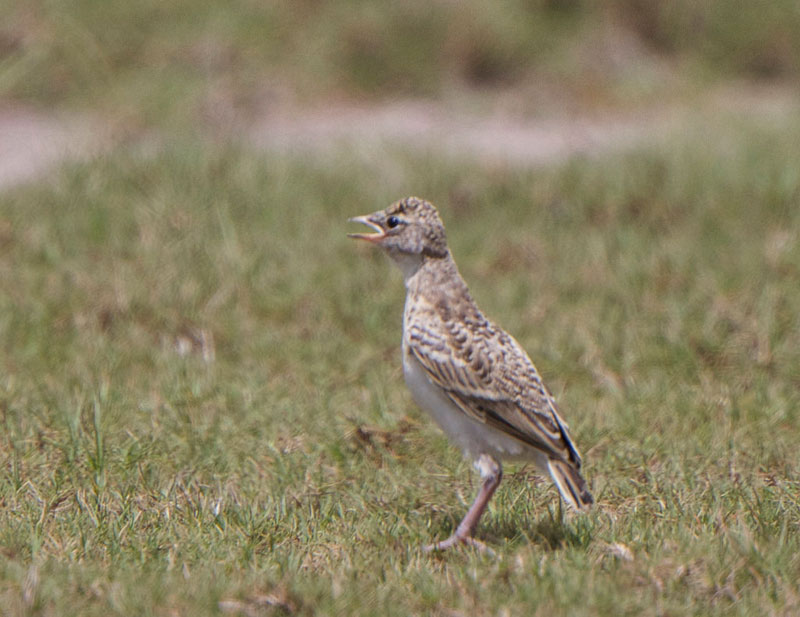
[{"xmin": 349, "ymin": 196, "xmax": 593, "ymax": 551}]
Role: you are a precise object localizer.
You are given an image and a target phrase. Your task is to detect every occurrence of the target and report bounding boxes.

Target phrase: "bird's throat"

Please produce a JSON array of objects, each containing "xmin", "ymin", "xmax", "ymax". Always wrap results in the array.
[{"xmin": 389, "ymin": 251, "xmax": 426, "ymax": 284}]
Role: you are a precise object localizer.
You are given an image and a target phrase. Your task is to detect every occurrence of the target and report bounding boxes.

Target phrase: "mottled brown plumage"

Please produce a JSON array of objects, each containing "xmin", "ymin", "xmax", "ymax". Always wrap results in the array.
[{"xmin": 349, "ymin": 196, "xmax": 592, "ymax": 551}]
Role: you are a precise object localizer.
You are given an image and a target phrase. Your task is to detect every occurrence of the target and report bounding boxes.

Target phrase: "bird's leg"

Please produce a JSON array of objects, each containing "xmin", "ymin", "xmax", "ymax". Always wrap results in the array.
[{"xmin": 424, "ymin": 454, "xmax": 502, "ymax": 553}]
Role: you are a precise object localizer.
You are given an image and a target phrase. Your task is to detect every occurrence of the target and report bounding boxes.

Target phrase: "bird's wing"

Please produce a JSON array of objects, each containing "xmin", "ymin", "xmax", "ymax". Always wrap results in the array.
[{"xmin": 406, "ymin": 309, "xmax": 582, "ymax": 466}]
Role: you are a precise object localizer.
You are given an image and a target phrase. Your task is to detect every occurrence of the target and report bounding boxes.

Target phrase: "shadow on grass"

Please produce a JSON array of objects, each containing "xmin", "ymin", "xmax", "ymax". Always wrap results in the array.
[
  {"xmin": 481, "ymin": 503, "xmax": 595, "ymax": 552},
  {"xmin": 424, "ymin": 505, "xmax": 594, "ymax": 554}
]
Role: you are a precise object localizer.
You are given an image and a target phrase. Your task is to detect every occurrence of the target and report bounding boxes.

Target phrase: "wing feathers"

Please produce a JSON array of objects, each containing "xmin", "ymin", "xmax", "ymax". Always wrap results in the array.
[{"xmin": 407, "ymin": 314, "xmax": 583, "ymax": 467}]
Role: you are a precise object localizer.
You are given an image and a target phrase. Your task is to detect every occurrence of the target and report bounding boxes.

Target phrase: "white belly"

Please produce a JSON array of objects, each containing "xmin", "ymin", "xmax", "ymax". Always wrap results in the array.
[{"xmin": 402, "ymin": 346, "xmax": 536, "ymax": 463}]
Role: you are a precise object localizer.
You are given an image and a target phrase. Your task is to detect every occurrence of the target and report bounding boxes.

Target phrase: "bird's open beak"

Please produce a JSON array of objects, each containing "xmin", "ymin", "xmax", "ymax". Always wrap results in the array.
[{"xmin": 347, "ymin": 215, "xmax": 386, "ymax": 243}]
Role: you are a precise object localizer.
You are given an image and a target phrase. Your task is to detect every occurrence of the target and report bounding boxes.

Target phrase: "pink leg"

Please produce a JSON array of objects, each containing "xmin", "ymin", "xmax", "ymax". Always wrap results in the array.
[{"xmin": 424, "ymin": 454, "xmax": 502, "ymax": 553}]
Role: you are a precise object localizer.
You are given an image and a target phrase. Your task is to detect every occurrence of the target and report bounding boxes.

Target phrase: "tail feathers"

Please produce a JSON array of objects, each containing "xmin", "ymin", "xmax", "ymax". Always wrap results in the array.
[{"xmin": 547, "ymin": 459, "xmax": 594, "ymax": 511}]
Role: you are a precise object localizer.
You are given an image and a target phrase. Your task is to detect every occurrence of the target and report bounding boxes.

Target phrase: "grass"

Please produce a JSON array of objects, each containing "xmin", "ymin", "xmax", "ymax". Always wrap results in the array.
[
  {"xmin": 1, "ymin": 106, "xmax": 799, "ymax": 615},
  {"xmin": 2, "ymin": 0, "xmax": 800, "ymax": 130}
]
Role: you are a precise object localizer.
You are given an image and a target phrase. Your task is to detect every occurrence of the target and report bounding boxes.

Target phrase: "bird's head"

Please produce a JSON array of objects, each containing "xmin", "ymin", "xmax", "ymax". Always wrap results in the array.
[{"xmin": 348, "ymin": 196, "xmax": 449, "ymax": 260}]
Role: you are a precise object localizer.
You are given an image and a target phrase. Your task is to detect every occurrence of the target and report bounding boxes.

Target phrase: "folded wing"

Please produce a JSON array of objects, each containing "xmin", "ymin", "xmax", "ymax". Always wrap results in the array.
[{"xmin": 406, "ymin": 310, "xmax": 583, "ymax": 468}]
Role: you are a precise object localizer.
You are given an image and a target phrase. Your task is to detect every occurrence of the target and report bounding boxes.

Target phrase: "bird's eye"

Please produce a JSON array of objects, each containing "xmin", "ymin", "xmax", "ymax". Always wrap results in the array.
[{"xmin": 386, "ymin": 215, "xmax": 400, "ymax": 228}]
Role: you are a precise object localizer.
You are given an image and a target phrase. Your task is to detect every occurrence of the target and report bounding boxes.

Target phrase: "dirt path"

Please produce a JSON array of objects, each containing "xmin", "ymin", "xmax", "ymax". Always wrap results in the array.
[
  {"xmin": 1, "ymin": 84, "xmax": 796, "ymax": 190},
  {"xmin": 0, "ymin": 107, "xmax": 108, "ymax": 189},
  {"xmin": 250, "ymin": 100, "xmax": 678, "ymax": 165},
  {"xmin": 249, "ymin": 84, "xmax": 797, "ymax": 165}
]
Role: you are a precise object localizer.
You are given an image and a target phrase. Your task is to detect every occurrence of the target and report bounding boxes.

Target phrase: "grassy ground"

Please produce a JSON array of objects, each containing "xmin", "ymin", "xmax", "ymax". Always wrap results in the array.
[
  {"xmin": 1, "ymin": 107, "xmax": 799, "ymax": 615},
  {"xmin": 3, "ymin": 0, "xmax": 799, "ymax": 130}
]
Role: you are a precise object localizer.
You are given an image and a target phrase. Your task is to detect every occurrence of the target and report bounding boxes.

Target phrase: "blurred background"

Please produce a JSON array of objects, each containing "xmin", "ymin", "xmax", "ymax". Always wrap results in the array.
[
  {"xmin": 2, "ymin": 2, "xmax": 800, "ymax": 615},
  {"xmin": 2, "ymin": 0, "xmax": 799, "ymax": 168}
]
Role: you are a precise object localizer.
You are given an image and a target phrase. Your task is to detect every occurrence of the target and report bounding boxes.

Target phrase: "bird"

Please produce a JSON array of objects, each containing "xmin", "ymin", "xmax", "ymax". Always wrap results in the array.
[{"xmin": 348, "ymin": 196, "xmax": 593, "ymax": 551}]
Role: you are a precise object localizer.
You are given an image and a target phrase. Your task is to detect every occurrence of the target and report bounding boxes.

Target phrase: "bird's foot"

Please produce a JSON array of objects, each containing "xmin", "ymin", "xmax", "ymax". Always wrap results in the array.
[{"xmin": 423, "ymin": 534, "xmax": 494, "ymax": 555}]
